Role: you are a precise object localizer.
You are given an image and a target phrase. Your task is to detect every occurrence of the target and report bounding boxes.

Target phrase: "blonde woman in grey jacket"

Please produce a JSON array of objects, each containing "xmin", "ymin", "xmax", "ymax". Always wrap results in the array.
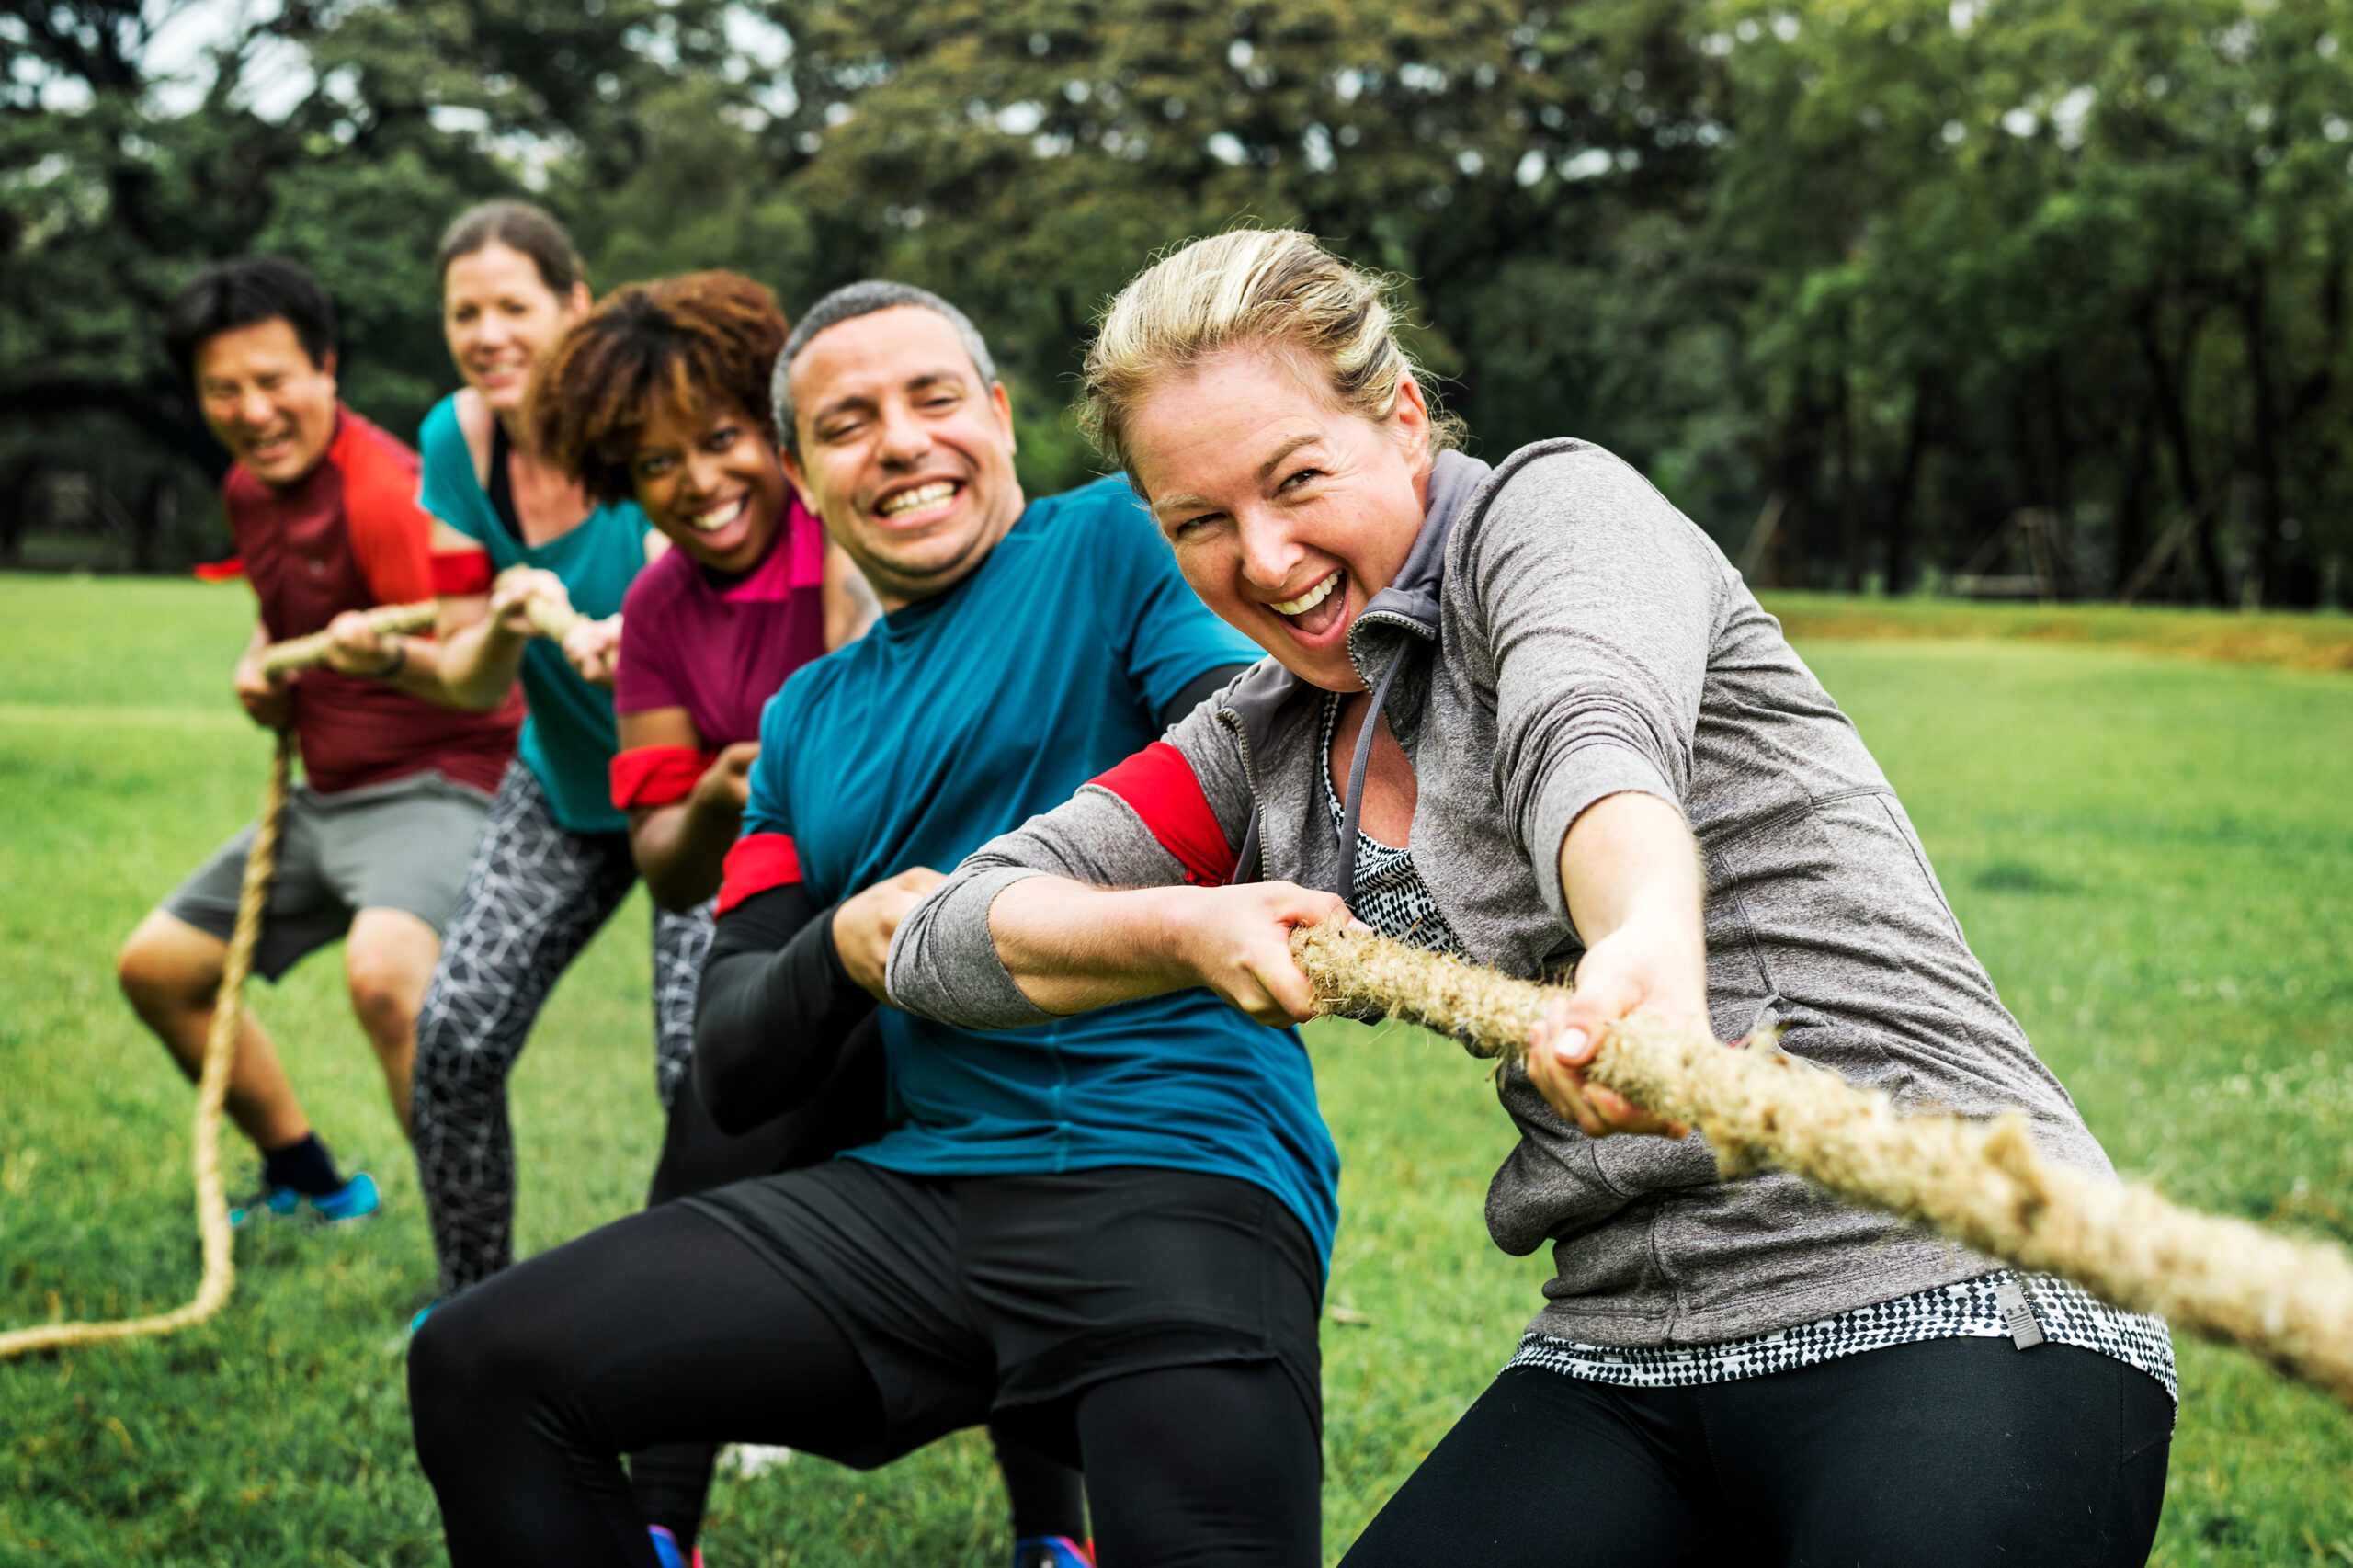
[{"xmin": 890, "ymin": 230, "xmax": 2175, "ymax": 1566}]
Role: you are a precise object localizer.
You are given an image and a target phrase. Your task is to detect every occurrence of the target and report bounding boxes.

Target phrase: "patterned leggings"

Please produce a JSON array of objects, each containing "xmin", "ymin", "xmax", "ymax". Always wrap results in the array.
[{"xmin": 413, "ymin": 762, "xmax": 713, "ymax": 1300}]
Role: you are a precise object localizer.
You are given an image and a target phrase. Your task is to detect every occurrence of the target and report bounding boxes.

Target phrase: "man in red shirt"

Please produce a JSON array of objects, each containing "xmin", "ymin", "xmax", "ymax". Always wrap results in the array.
[{"xmin": 116, "ymin": 256, "xmax": 522, "ymax": 1224}]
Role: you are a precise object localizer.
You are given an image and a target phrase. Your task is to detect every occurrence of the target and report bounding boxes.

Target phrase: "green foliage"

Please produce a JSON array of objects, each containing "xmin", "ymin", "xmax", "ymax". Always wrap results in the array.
[
  {"xmin": 1, "ymin": 575, "xmax": 2350, "ymax": 1562},
  {"xmin": 5, "ymin": 0, "xmax": 2352, "ymax": 589}
]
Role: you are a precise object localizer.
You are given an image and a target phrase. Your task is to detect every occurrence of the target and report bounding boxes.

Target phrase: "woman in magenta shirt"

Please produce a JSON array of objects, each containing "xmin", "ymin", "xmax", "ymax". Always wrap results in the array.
[{"xmin": 529, "ymin": 270, "xmax": 1084, "ymax": 1568}]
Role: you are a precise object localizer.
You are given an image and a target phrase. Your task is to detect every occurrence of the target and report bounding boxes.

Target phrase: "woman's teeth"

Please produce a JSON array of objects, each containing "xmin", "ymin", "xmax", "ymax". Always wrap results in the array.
[
  {"xmin": 879, "ymin": 480, "xmax": 956, "ymax": 518},
  {"xmin": 1270, "ymin": 571, "xmax": 1340, "ymax": 618},
  {"xmin": 688, "ymin": 495, "xmax": 747, "ymax": 534}
]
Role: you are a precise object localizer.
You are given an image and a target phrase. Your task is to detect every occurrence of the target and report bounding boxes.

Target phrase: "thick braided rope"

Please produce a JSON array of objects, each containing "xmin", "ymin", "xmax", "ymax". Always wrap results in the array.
[
  {"xmin": 256, "ymin": 573, "xmax": 585, "ymax": 680},
  {"xmin": 0, "ymin": 732, "xmax": 292, "ymax": 1359},
  {"xmin": 1290, "ymin": 916, "xmax": 2353, "ymax": 1410},
  {"xmin": 258, "ymin": 602, "xmax": 437, "ymax": 676}
]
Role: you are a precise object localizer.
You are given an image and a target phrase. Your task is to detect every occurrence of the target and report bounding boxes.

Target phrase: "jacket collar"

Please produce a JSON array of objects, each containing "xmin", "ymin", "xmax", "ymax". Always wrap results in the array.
[{"xmin": 1347, "ymin": 447, "xmax": 1491, "ymax": 656}]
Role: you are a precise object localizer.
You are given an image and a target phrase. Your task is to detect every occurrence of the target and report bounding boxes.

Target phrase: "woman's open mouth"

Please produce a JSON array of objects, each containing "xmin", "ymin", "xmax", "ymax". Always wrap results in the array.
[
  {"xmin": 471, "ymin": 357, "xmax": 530, "ymax": 393},
  {"xmin": 1268, "ymin": 569, "xmax": 1348, "ymax": 639},
  {"xmin": 687, "ymin": 494, "xmax": 749, "ymax": 535}
]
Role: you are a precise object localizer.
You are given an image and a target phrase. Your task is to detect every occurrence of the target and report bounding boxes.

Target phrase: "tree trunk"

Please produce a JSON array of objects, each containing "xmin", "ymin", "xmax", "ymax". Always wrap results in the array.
[
  {"xmin": 2135, "ymin": 298, "xmax": 2217, "ymax": 603},
  {"xmin": 1770, "ymin": 388, "xmax": 1829, "ymax": 589},
  {"xmin": 134, "ymin": 474, "xmax": 178, "ymax": 574},
  {"xmin": 2110, "ymin": 405, "xmax": 2154, "ymax": 597},
  {"xmin": 1881, "ymin": 380, "xmax": 1931, "ymax": 596},
  {"xmin": 1835, "ymin": 373, "xmax": 1860, "ymax": 592},
  {"xmin": 0, "ymin": 459, "xmax": 30, "ymax": 566},
  {"xmin": 2239, "ymin": 269, "xmax": 2286, "ymax": 611},
  {"xmin": 2040, "ymin": 353, "xmax": 2078, "ymax": 596}
]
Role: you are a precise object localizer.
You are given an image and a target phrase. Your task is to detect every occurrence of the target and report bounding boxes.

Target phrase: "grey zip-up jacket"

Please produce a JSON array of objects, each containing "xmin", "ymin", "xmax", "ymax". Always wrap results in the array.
[{"xmin": 890, "ymin": 440, "xmax": 2115, "ymax": 1347}]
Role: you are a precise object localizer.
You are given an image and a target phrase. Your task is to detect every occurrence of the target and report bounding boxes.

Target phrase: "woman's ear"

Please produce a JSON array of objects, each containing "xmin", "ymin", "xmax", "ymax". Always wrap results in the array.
[{"xmin": 1390, "ymin": 372, "xmax": 1435, "ymax": 474}]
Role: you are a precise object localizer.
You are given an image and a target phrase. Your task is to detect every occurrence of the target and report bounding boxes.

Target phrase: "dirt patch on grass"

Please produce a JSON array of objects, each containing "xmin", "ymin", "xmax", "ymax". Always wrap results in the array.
[{"xmin": 1762, "ymin": 594, "xmax": 2353, "ymax": 673}]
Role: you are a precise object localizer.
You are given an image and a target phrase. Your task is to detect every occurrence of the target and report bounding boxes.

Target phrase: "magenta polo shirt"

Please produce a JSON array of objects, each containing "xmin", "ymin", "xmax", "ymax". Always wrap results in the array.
[{"xmin": 614, "ymin": 495, "xmax": 830, "ymax": 748}]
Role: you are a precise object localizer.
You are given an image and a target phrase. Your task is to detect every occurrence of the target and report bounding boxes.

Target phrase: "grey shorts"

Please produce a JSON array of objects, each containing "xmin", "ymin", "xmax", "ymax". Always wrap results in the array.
[{"xmin": 162, "ymin": 771, "xmax": 494, "ymax": 982}]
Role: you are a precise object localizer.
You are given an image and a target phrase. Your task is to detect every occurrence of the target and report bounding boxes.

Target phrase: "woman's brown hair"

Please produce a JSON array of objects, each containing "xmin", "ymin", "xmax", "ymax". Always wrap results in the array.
[
  {"xmin": 527, "ymin": 270, "xmax": 790, "ymax": 501},
  {"xmin": 435, "ymin": 200, "xmax": 586, "ymax": 297}
]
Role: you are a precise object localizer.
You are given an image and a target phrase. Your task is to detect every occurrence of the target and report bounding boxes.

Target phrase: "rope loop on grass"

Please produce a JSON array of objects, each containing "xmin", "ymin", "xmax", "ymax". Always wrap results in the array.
[
  {"xmin": 1289, "ymin": 915, "xmax": 2353, "ymax": 1410},
  {"xmin": 0, "ymin": 731, "xmax": 292, "ymax": 1360}
]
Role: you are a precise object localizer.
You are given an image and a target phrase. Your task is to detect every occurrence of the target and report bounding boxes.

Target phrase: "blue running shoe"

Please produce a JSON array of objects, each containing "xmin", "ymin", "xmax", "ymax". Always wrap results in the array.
[
  {"xmin": 227, "ymin": 1184, "xmax": 303, "ymax": 1227},
  {"xmin": 230, "ymin": 1171, "xmax": 381, "ymax": 1228},
  {"xmin": 307, "ymin": 1171, "xmax": 381, "ymax": 1222},
  {"xmin": 1013, "ymin": 1538, "xmax": 1094, "ymax": 1568}
]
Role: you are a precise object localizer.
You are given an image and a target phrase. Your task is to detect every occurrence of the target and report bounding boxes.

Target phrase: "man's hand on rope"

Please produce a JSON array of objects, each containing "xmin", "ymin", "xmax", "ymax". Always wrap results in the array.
[
  {"xmin": 320, "ymin": 608, "xmax": 406, "ymax": 679},
  {"xmin": 233, "ymin": 646, "xmax": 292, "ymax": 729},
  {"xmin": 835, "ymin": 867, "xmax": 948, "ymax": 1000},
  {"xmin": 562, "ymin": 615, "xmax": 622, "ymax": 687}
]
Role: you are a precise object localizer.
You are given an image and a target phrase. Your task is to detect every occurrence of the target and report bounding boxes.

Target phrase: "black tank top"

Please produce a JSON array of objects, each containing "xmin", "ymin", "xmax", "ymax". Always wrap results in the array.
[{"xmin": 485, "ymin": 418, "xmax": 525, "ymax": 541}]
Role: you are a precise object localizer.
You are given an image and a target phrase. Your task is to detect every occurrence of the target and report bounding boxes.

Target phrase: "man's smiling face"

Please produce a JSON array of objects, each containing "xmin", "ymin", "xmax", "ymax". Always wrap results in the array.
[
  {"xmin": 193, "ymin": 318, "xmax": 340, "ymax": 490},
  {"xmin": 780, "ymin": 305, "xmax": 1024, "ymax": 610}
]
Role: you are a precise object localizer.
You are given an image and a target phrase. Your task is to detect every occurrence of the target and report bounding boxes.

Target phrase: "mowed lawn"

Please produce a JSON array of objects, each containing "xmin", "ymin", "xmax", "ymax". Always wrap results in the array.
[{"xmin": 1, "ymin": 574, "xmax": 2348, "ymax": 1567}]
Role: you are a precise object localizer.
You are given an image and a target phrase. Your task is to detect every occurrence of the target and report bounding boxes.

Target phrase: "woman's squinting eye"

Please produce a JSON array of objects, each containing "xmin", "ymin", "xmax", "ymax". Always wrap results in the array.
[
  {"xmin": 1279, "ymin": 466, "xmax": 1324, "ymax": 493},
  {"xmin": 704, "ymin": 425, "xmax": 741, "ymax": 451}
]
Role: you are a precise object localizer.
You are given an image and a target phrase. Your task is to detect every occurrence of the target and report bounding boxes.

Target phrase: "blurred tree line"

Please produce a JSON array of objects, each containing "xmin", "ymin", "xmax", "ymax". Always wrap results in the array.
[{"xmin": 5, "ymin": 0, "xmax": 2348, "ymax": 604}]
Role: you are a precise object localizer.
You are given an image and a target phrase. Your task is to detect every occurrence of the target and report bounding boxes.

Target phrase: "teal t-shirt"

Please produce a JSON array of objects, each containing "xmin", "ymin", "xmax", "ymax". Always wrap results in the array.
[
  {"xmin": 417, "ymin": 394, "xmax": 650, "ymax": 835},
  {"xmin": 741, "ymin": 477, "xmax": 1339, "ymax": 1265}
]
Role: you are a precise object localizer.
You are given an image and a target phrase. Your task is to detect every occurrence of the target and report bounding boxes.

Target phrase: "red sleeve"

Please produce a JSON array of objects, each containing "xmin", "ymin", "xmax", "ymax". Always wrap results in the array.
[
  {"xmin": 1087, "ymin": 742, "xmax": 1238, "ymax": 887},
  {"xmin": 610, "ymin": 746, "xmax": 719, "ymax": 811},
  {"xmin": 716, "ymin": 832, "xmax": 802, "ymax": 915},
  {"xmin": 431, "ymin": 550, "xmax": 494, "ymax": 595},
  {"xmin": 336, "ymin": 415, "xmax": 438, "ymax": 606}
]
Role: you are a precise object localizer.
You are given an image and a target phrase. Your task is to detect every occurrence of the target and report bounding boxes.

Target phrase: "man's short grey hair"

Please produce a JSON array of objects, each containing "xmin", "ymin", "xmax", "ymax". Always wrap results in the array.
[{"xmin": 770, "ymin": 281, "xmax": 998, "ymax": 454}]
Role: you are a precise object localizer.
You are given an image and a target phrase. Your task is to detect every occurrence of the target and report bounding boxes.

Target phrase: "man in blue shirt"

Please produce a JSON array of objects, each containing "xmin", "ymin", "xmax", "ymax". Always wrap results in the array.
[{"xmin": 411, "ymin": 283, "xmax": 1337, "ymax": 1568}]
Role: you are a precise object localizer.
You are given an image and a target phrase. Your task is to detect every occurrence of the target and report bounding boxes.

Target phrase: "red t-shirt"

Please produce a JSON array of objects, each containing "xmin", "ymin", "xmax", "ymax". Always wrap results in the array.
[{"xmin": 229, "ymin": 407, "xmax": 522, "ymax": 796}]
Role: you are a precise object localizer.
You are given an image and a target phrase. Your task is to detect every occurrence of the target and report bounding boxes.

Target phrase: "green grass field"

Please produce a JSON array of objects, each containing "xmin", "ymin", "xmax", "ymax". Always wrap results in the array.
[{"xmin": 2, "ymin": 574, "xmax": 2348, "ymax": 1566}]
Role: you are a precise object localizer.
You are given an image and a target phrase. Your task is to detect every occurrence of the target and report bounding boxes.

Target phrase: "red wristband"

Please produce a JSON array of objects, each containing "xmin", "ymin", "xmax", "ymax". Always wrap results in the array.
[
  {"xmin": 431, "ymin": 550, "xmax": 494, "ymax": 596},
  {"xmin": 717, "ymin": 833, "xmax": 802, "ymax": 914},
  {"xmin": 609, "ymin": 745, "xmax": 720, "ymax": 811}
]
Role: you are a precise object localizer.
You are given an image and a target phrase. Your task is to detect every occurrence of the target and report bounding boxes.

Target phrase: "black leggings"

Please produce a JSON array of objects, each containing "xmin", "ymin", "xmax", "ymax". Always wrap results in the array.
[
  {"xmin": 1342, "ymin": 1341, "xmax": 2172, "ymax": 1567},
  {"xmin": 410, "ymin": 1204, "xmax": 1318, "ymax": 1567}
]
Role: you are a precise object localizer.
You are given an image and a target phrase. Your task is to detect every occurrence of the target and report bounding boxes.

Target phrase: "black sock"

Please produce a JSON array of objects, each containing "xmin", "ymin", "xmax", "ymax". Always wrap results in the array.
[{"xmin": 262, "ymin": 1132, "xmax": 345, "ymax": 1196}]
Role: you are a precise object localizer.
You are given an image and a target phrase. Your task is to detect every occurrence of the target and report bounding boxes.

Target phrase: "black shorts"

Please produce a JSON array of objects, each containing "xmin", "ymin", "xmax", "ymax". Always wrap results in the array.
[{"xmin": 683, "ymin": 1159, "xmax": 1324, "ymax": 1469}]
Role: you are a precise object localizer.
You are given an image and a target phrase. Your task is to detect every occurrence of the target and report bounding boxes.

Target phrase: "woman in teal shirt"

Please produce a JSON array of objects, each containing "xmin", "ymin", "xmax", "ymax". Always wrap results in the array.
[{"xmin": 396, "ymin": 202, "xmax": 690, "ymax": 1313}]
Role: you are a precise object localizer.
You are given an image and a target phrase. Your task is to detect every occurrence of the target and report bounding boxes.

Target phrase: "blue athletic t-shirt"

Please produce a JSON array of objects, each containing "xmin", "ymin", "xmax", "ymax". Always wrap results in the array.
[
  {"xmin": 741, "ymin": 477, "xmax": 1341, "ymax": 1266},
  {"xmin": 418, "ymin": 393, "xmax": 650, "ymax": 835}
]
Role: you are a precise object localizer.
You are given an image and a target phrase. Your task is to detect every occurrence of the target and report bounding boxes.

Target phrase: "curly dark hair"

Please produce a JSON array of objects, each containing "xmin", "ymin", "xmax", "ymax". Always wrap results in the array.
[{"xmin": 528, "ymin": 271, "xmax": 789, "ymax": 502}]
